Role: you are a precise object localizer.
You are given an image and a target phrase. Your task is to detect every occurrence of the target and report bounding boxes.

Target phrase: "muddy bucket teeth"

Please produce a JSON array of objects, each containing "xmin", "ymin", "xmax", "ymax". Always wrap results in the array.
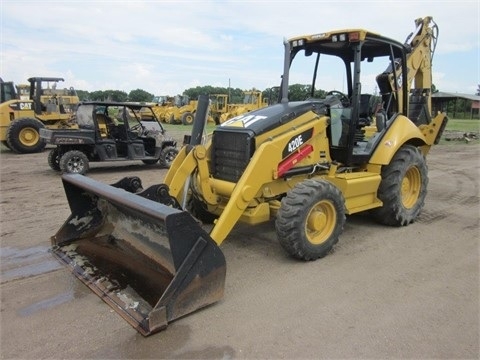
[{"xmin": 51, "ymin": 174, "xmax": 226, "ymax": 336}]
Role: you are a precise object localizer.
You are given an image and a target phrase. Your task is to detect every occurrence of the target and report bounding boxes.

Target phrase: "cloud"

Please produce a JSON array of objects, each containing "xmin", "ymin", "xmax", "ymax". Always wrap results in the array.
[{"xmin": 2, "ymin": 0, "xmax": 478, "ymax": 94}]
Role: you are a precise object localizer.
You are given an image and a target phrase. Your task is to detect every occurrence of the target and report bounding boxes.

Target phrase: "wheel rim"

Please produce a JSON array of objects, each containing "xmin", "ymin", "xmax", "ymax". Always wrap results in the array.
[
  {"xmin": 165, "ymin": 150, "xmax": 176, "ymax": 165},
  {"xmin": 19, "ymin": 127, "xmax": 39, "ymax": 146},
  {"xmin": 305, "ymin": 200, "xmax": 336, "ymax": 245},
  {"xmin": 66, "ymin": 156, "xmax": 85, "ymax": 173},
  {"xmin": 401, "ymin": 166, "xmax": 421, "ymax": 209}
]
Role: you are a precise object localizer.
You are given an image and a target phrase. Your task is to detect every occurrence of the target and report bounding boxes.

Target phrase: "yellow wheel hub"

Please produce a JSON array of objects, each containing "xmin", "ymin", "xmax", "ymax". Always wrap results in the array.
[
  {"xmin": 305, "ymin": 200, "xmax": 336, "ymax": 245},
  {"xmin": 19, "ymin": 127, "xmax": 39, "ymax": 146},
  {"xmin": 401, "ymin": 166, "xmax": 421, "ymax": 209}
]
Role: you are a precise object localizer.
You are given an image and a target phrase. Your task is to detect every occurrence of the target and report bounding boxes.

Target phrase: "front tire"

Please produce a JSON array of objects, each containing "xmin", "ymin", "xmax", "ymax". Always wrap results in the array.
[
  {"xmin": 6, "ymin": 118, "xmax": 46, "ymax": 154},
  {"xmin": 59, "ymin": 150, "xmax": 89, "ymax": 175},
  {"xmin": 276, "ymin": 179, "xmax": 346, "ymax": 261},
  {"xmin": 371, "ymin": 145, "xmax": 428, "ymax": 226},
  {"xmin": 181, "ymin": 112, "xmax": 194, "ymax": 125},
  {"xmin": 159, "ymin": 146, "xmax": 179, "ymax": 168}
]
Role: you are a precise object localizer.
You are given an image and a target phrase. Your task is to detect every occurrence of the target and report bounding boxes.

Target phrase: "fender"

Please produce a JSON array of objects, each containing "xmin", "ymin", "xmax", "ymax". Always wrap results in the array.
[{"xmin": 369, "ymin": 115, "xmax": 426, "ymax": 165}]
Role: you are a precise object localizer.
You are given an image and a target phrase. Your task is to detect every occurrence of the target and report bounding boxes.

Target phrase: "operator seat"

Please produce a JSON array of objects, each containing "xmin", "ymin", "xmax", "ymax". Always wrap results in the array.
[
  {"xmin": 358, "ymin": 94, "xmax": 373, "ymax": 127},
  {"xmin": 95, "ymin": 114, "xmax": 112, "ymax": 138}
]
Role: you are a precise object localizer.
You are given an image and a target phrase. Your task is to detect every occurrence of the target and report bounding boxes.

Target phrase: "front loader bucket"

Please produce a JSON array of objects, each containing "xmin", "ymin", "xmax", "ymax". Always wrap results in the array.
[{"xmin": 51, "ymin": 174, "xmax": 226, "ymax": 336}]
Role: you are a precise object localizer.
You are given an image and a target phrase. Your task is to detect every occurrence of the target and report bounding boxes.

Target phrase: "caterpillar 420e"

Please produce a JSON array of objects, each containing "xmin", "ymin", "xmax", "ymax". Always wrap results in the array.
[{"xmin": 49, "ymin": 16, "xmax": 446, "ymax": 336}]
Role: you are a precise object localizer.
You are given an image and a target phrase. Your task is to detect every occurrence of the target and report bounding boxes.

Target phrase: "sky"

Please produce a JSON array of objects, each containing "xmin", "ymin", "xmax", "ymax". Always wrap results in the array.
[{"xmin": 1, "ymin": 0, "xmax": 479, "ymax": 97}]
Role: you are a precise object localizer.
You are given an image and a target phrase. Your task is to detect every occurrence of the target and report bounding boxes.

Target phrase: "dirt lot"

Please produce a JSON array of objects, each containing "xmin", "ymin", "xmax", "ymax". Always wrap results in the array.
[{"xmin": 0, "ymin": 134, "xmax": 479, "ymax": 359}]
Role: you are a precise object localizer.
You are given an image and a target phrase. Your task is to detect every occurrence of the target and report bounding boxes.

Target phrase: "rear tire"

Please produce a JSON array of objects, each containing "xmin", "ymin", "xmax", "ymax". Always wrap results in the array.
[
  {"xmin": 371, "ymin": 145, "xmax": 428, "ymax": 226},
  {"xmin": 59, "ymin": 150, "xmax": 89, "ymax": 175},
  {"xmin": 276, "ymin": 179, "xmax": 345, "ymax": 261},
  {"xmin": 6, "ymin": 118, "xmax": 46, "ymax": 154},
  {"xmin": 48, "ymin": 148, "xmax": 61, "ymax": 171},
  {"xmin": 159, "ymin": 146, "xmax": 179, "ymax": 168}
]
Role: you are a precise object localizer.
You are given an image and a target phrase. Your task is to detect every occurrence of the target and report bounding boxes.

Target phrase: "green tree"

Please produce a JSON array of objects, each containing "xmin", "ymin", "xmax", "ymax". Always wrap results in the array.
[
  {"xmin": 184, "ymin": 86, "xmax": 244, "ymax": 104},
  {"xmin": 288, "ymin": 84, "xmax": 312, "ymax": 101},
  {"xmin": 128, "ymin": 89, "xmax": 154, "ymax": 102},
  {"xmin": 88, "ymin": 90, "xmax": 128, "ymax": 102},
  {"xmin": 262, "ymin": 86, "xmax": 280, "ymax": 105},
  {"xmin": 88, "ymin": 90, "xmax": 104, "ymax": 101},
  {"xmin": 75, "ymin": 90, "xmax": 90, "ymax": 101}
]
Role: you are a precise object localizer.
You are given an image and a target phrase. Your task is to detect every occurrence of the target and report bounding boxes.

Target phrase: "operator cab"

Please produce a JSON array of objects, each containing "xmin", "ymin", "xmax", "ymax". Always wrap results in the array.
[{"xmin": 285, "ymin": 29, "xmax": 408, "ymax": 166}]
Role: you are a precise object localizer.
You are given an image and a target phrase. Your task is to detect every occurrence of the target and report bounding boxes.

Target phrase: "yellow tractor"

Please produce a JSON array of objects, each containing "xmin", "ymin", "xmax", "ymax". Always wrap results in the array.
[
  {"xmin": 164, "ymin": 95, "xmax": 198, "ymax": 125},
  {"xmin": 219, "ymin": 89, "xmax": 269, "ymax": 123},
  {"xmin": 49, "ymin": 17, "xmax": 446, "ymax": 335},
  {"xmin": 0, "ymin": 77, "xmax": 79, "ymax": 153},
  {"xmin": 208, "ymin": 93, "xmax": 229, "ymax": 124},
  {"xmin": 147, "ymin": 95, "xmax": 175, "ymax": 123}
]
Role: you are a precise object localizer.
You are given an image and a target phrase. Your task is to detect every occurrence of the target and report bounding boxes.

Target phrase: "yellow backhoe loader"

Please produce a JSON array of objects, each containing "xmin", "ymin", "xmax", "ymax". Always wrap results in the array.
[
  {"xmin": 49, "ymin": 17, "xmax": 446, "ymax": 336},
  {"xmin": 0, "ymin": 77, "xmax": 79, "ymax": 153}
]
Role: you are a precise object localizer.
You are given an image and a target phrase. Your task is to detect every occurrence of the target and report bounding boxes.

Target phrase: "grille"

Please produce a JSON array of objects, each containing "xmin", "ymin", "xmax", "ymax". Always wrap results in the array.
[{"xmin": 211, "ymin": 130, "xmax": 255, "ymax": 182}]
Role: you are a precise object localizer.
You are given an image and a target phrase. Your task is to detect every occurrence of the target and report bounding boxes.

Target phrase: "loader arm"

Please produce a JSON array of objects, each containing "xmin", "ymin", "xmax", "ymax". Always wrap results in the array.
[
  {"xmin": 164, "ymin": 144, "xmax": 218, "ymax": 206},
  {"xmin": 164, "ymin": 134, "xmax": 296, "ymax": 246}
]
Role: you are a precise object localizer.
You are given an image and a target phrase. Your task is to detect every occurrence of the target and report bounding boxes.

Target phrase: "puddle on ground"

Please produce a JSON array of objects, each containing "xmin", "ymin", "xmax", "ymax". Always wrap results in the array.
[
  {"xmin": 0, "ymin": 245, "xmax": 62, "ymax": 284},
  {"xmin": 17, "ymin": 291, "xmax": 74, "ymax": 317}
]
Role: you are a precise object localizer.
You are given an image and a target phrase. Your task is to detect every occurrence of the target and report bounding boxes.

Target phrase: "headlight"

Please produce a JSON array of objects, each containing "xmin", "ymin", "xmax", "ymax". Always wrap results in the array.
[{"xmin": 292, "ymin": 39, "xmax": 304, "ymax": 47}]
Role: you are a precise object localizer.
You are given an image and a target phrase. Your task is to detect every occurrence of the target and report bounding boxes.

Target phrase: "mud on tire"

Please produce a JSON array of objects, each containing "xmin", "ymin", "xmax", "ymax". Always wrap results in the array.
[
  {"xmin": 371, "ymin": 145, "xmax": 428, "ymax": 226},
  {"xmin": 276, "ymin": 179, "xmax": 346, "ymax": 261}
]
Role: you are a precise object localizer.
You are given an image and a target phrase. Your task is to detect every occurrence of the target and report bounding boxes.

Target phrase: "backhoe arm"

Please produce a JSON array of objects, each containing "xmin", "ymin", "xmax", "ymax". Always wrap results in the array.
[{"xmin": 380, "ymin": 16, "xmax": 438, "ymax": 114}]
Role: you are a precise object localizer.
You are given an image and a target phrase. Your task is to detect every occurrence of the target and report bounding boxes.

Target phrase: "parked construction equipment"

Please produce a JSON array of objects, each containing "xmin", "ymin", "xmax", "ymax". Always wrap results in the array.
[
  {"xmin": 164, "ymin": 95, "xmax": 198, "ymax": 125},
  {"xmin": 148, "ymin": 95, "xmax": 174, "ymax": 123},
  {"xmin": 0, "ymin": 78, "xmax": 17, "ymax": 103},
  {"xmin": 49, "ymin": 17, "xmax": 446, "ymax": 336},
  {"xmin": 0, "ymin": 77, "xmax": 79, "ymax": 153},
  {"xmin": 208, "ymin": 91, "xmax": 269, "ymax": 124},
  {"xmin": 218, "ymin": 90, "xmax": 268, "ymax": 123},
  {"xmin": 208, "ymin": 93, "xmax": 229, "ymax": 124}
]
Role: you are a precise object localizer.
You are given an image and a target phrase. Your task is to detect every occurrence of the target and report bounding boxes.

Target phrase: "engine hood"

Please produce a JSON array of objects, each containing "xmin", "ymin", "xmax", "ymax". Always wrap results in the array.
[{"xmin": 219, "ymin": 100, "xmax": 330, "ymax": 136}]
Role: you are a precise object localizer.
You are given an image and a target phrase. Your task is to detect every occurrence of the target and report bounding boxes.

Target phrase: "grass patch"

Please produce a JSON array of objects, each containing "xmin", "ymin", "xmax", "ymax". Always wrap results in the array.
[{"xmin": 444, "ymin": 118, "xmax": 480, "ymax": 132}]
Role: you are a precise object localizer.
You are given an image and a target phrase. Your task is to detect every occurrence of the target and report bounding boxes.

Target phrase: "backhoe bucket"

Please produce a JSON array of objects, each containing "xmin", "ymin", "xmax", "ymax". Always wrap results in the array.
[{"xmin": 51, "ymin": 174, "xmax": 226, "ymax": 336}]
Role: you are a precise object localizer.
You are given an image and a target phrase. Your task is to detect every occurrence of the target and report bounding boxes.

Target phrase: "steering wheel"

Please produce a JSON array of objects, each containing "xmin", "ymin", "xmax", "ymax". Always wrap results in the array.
[{"xmin": 326, "ymin": 90, "xmax": 350, "ymax": 106}]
